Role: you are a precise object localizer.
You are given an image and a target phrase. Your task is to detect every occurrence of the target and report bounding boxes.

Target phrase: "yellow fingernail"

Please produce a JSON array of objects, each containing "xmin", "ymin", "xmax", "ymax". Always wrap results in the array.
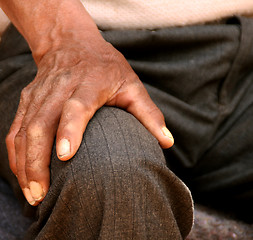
[
  {"xmin": 29, "ymin": 181, "xmax": 45, "ymax": 201},
  {"xmin": 162, "ymin": 127, "xmax": 174, "ymax": 139},
  {"xmin": 23, "ymin": 188, "xmax": 36, "ymax": 206},
  {"xmin": 58, "ymin": 138, "xmax": 70, "ymax": 158}
]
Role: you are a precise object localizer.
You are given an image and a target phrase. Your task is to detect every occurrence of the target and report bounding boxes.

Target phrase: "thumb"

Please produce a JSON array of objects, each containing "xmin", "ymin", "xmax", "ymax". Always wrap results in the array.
[{"xmin": 108, "ymin": 81, "xmax": 174, "ymax": 149}]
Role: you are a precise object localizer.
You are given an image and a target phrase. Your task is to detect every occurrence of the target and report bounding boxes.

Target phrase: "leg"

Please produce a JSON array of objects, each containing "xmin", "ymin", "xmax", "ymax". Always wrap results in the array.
[
  {"xmin": 0, "ymin": 26, "xmax": 193, "ymax": 239},
  {"xmin": 25, "ymin": 106, "xmax": 193, "ymax": 240},
  {"xmin": 102, "ymin": 17, "xmax": 253, "ymax": 222},
  {"xmin": 0, "ymin": 178, "xmax": 32, "ymax": 239}
]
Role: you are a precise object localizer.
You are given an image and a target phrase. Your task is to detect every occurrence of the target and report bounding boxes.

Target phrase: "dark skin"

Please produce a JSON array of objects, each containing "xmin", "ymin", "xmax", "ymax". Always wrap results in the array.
[{"xmin": 0, "ymin": 0, "xmax": 174, "ymax": 206}]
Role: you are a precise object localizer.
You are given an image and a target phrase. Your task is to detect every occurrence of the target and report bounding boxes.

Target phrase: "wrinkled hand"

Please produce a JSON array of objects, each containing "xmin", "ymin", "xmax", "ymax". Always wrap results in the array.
[{"xmin": 5, "ymin": 37, "xmax": 173, "ymax": 206}]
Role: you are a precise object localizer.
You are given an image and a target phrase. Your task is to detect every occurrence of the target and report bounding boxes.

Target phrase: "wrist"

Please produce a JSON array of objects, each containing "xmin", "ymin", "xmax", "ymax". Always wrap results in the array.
[
  {"xmin": 32, "ymin": 23, "xmax": 103, "ymax": 64},
  {"xmin": 0, "ymin": 0, "xmax": 103, "ymax": 64},
  {"xmin": 30, "ymin": 3, "xmax": 102, "ymax": 63}
]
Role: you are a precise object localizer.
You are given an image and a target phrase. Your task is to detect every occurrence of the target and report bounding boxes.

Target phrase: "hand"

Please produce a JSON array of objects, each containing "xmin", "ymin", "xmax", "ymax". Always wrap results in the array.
[{"xmin": 5, "ymin": 36, "xmax": 174, "ymax": 206}]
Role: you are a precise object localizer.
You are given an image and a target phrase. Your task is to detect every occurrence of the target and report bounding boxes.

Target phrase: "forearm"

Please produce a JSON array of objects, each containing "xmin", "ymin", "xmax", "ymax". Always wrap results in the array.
[{"xmin": 0, "ymin": 0, "xmax": 102, "ymax": 63}]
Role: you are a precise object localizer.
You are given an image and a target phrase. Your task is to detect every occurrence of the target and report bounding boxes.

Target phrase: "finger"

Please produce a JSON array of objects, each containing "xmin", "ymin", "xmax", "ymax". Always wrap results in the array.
[
  {"xmin": 6, "ymin": 88, "xmax": 31, "ymax": 176},
  {"xmin": 10, "ymin": 84, "xmax": 54, "ymax": 205},
  {"xmin": 14, "ymin": 127, "xmax": 36, "ymax": 205},
  {"xmin": 128, "ymin": 98, "xmax": 174, "ymax": 149},
  {"xmin": 24, "ymin": 97, "xmax": 63, "ymax": 204},
  {"xmin": 56, "ymin": 86, "xmax": 104, "ymax": 161},
  {"xmin": 109, "ymin": 80, "xmax": 174, "ymax": 149},
  {"xmin": 6, "ymin": 119, "xmax": 23, "ymax": 176}
]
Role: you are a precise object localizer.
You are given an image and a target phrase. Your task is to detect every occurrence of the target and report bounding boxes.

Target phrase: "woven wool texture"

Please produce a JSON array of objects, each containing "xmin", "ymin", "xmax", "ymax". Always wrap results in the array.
[{"xmin": 82, "ymin": 0, "xmax": 253, "ymax": 29}]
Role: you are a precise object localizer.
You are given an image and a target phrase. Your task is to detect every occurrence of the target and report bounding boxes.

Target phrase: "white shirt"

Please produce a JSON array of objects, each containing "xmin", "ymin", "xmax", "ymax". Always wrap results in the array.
[
  {"xmin": 1, "ymin": 0, "xmax": 253, "ymax": 36},
  {"xmin": 82, "ymin": 0, "xmax": 253, "ymax": 29}
]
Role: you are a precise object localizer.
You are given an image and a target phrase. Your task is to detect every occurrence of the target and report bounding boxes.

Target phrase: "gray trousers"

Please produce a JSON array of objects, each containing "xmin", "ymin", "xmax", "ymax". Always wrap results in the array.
[
  {"xmin": 0, "ymin": 16, "xmax": 253, "ymax": 239},
  {"xmin": 0, "ymin": 25, "xmax": 193, "ymax": 239},
  {"xmin": 102, "ymin": 16, "xmax": 253, "ymax": 223}
]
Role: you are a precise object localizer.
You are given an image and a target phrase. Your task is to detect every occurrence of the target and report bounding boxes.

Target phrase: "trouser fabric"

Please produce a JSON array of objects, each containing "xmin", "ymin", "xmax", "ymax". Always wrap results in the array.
[
  {"xmin": 0, "ymin": 15, "xmax": 253, "ymax": 239},
  {"xmin": 101, "ymin": 16, "xmax": 253, "ymax": 222},
  {"xmin": 0, "ymin": 25, "xmax": 193, "ymax": 239}
]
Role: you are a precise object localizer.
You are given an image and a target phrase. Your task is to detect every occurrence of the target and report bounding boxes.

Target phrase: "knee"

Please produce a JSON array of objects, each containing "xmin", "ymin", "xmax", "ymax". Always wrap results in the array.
[
  {"xmin": 46, "ymin": 107, "xmax": 193, "ymax": 238},
  {"xmin": 50, "ymin": 106, "xmax": 166, "ymax": 194}
]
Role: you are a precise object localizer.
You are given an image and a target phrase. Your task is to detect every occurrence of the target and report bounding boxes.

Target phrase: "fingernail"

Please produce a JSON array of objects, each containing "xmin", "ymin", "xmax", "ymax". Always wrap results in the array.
[
  {"xmin": 58, "ymin": 138, "xmax": 70, "ymax": 157},
  {"xmin": 162, "ymin": 127, "xmax": 174, "ymax": 140},
  {"xmin": 23, "ymin": 188, "xmax": 36, "ymax": 206},
  {"xmin": 29, "ymin": 181, "xmax": 45, "ymax": 201}
]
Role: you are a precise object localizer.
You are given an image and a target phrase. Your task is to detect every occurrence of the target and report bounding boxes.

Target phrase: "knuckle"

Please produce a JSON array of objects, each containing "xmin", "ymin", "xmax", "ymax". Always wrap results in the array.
[
  {"xmin": 25, "ymin": 163, "xmax": 37, "ymax": 176},
  {"xmin": 26, "ymin": 120, "xmax": 47, "ymax": 139},
  {"xmin": 25, "ymin": 151, "xmax": 43, "ymax": 177},
  {"xmin": 127, "ymin": 73, "xmax": 141, "ymax": 85},
  {"xmin": 125, "ymin": 79, "xmax": 145, "ymax": 98},
  {"xmin": 66, "ymin": 98, "xmax": 85, "ymax": 110},
  {"xmin": 14, "ymin": 127, "xmax": 26, "ymax": 146},
  {"xmin": 148, "ymin": 107, "xmax": 165, "ymax": 121},
  {"xmin": 20, "ymin": 87, "xmax": 30, "ymax": 102},
  {"xmin": 62, "ymin": 97, "xmax": 96, "ymax": 125},
  {"xmin": 26, "ymin": 155, "xmax": 41, "ymax": 176},
  {"xmin": 64, "ymin": 97, "xmax": 90, "ymax": 118},
  {"xmin": 25, "ymin": 159, "xmax": 46, "ymax": 181}
]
